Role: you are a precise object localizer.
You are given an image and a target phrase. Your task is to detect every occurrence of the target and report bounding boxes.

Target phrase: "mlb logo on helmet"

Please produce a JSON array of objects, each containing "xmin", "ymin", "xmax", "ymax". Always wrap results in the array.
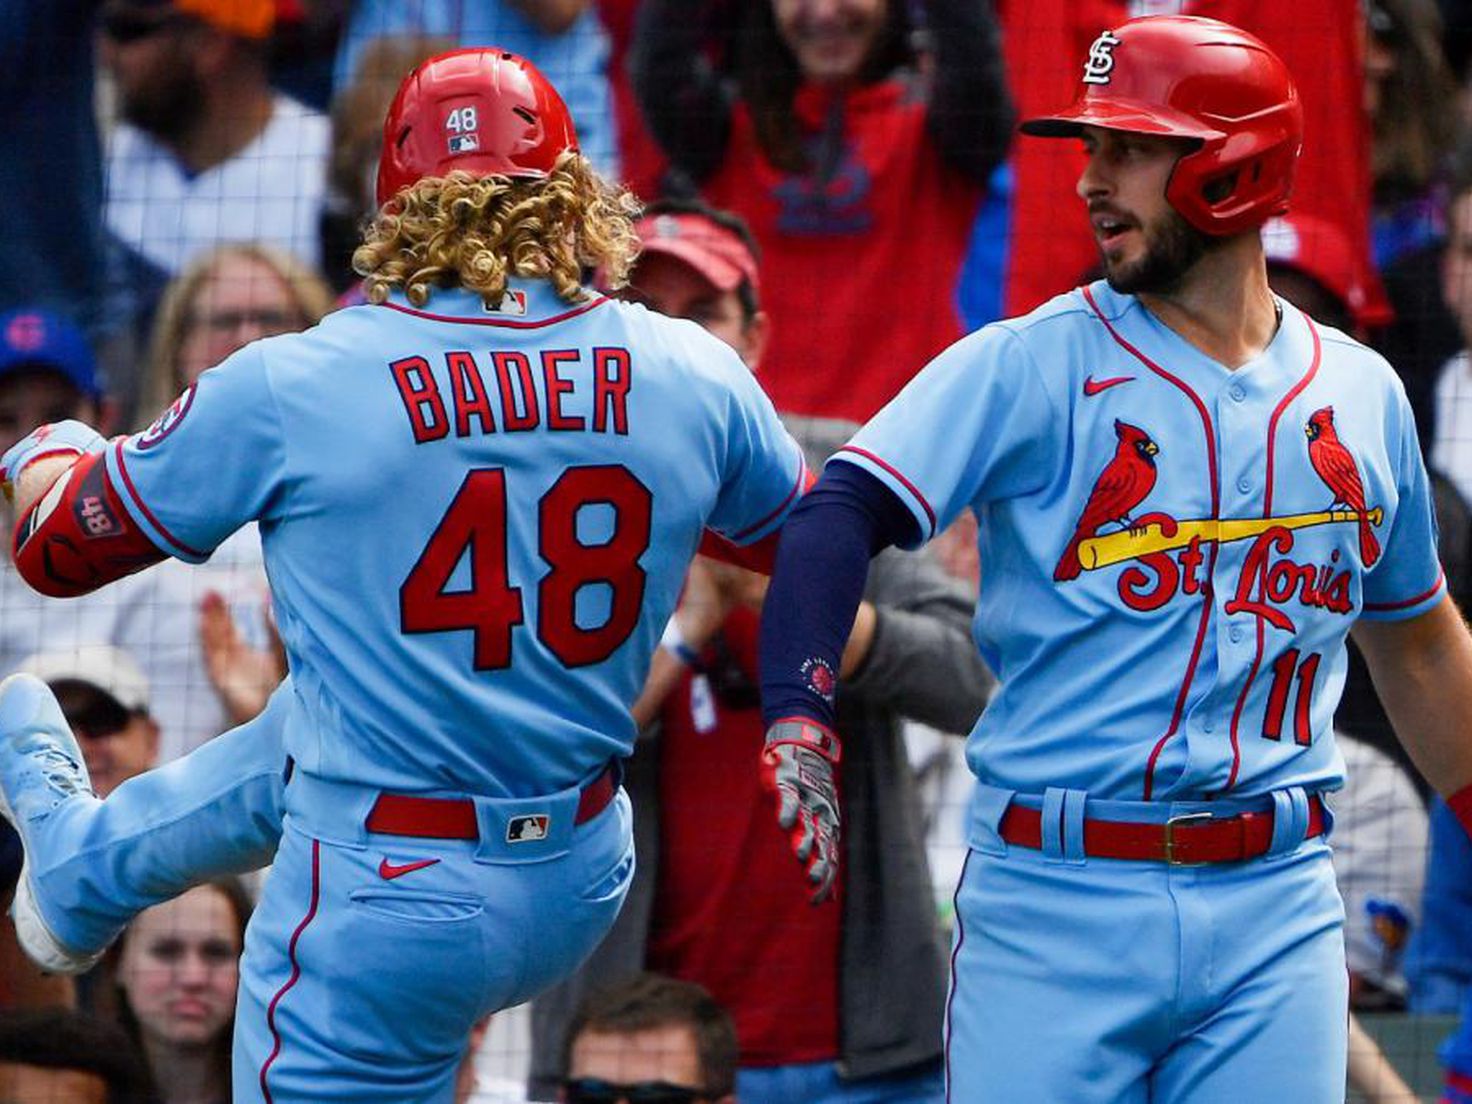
[{"xmin": 506, "ymin": 813, "xmax": 551, "ymax": 843}]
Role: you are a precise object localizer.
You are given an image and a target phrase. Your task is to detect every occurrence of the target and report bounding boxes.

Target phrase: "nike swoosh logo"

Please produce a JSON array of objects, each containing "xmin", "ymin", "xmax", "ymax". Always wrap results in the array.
[
  {"xmin": 1083, "ymin": 375, "xmax": 1135, "ymax": 396},
  {"xmin": 378, "ymin": 857, "xmax": 440, "ymax": 881}
]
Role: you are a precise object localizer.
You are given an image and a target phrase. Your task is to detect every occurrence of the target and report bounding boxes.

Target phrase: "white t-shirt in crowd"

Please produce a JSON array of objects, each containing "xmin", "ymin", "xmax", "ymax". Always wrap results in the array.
[
  {"xmin": 1433, "ymin": 350, "xmax": 1472, "ymax": 508},
  {"xmin": 105, "ymin": 94, "xmax": 329, "ymax": 274},
  {"xmin": 1331, "ymin": 732, "xmax": 1430, "ymax": 1000}
]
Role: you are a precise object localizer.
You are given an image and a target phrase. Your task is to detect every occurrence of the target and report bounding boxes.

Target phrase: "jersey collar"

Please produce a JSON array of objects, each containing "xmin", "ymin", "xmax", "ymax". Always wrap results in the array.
[
  {"xmin": 1087, "ymin": 280, "xmax": 1313, "ymax": 394},
  {"xmin": 376, "ymin": 278, "xmax": 608, "ymax": 329}
]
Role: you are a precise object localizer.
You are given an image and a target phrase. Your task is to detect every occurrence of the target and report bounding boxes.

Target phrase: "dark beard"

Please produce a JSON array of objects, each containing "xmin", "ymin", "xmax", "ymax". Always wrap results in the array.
[
  {"xmin": 1104, "ymin": 209, "xmax": 1215, "ymax": 296},
  {"xmin": 121, "ymin": 63, "xmax": 205, "ymax": 147}
]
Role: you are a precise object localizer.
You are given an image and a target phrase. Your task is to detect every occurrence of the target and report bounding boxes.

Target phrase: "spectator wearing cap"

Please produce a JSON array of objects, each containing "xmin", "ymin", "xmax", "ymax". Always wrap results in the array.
[
  {"xmin": 531, "ymin": 200, "xmax": 990, "ymax": 1103},
  {"xmin": 0, "ymin": 308, "xmax": 112, "ymax": 455},
  {"xmin": 619, "ymin": 204, "xmax": 767, "ymax": 363},
  {"xmin": 101, "ymin": 0, "xmax": 330, "ymax": 276},
  {"xmin": 19, "ymin": 645, "xmax": 159, "ymax": 798},
  {"xmin": 1261, "ymin": 214, "xmax": 1374, "ymax": 339}
]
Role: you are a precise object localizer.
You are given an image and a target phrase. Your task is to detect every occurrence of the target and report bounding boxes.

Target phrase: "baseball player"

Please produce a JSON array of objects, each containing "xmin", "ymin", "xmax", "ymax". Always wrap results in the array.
[
  {"xmin": 0, "ymin": 48, "xmax": 805, "ymax": 1103},
  {"xmin": 756, "ymin": 16, "xmax": 1472, "ymax": 1102}
]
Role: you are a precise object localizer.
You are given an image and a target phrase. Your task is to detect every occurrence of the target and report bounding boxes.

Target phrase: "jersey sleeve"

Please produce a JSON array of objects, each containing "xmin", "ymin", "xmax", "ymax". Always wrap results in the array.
[
  {"xmin": 1361, "ymin": 388, "xmax": 1446, "ymax": 620},
  {"xmin": 835, "ymin": 325, "xmax": 1062, "ymax": 547},
  {"xmin": 705, "ymin": 355, "xmax": 808, "ymax": 546},
  {"xmin": 105, "ymin": 344, "xmax": 288, "ymax": 563}
]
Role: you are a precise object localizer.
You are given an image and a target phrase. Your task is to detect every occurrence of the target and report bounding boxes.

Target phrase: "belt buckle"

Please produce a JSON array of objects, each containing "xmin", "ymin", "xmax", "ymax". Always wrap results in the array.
[{"xmin": 1163, "ymin": 811, "xmax": 1214, "ymax": 866}]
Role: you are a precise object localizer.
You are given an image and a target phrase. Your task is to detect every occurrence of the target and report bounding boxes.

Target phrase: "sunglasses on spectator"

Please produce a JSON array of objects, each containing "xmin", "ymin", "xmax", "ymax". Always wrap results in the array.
[
  {"xmin": 101, "ymin": 9, "xmax": 191, "ymax": 43},
  {"xmin": 562, "ymin": 1078, "xmax": 709, "ymax": 1104},
  {"xmin": 188, "ymin": 308, "xmax": 302, "ymax": 334},
  {"xmin": 52, "ymin": 683, "xmax": 134, "ymax": 741}
]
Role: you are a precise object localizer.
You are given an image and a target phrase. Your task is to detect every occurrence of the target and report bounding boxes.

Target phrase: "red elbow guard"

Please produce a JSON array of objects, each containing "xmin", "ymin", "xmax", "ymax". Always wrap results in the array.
[{"xmin": 12, "ymin": 452, "xmax": 165, "ymax": 597}]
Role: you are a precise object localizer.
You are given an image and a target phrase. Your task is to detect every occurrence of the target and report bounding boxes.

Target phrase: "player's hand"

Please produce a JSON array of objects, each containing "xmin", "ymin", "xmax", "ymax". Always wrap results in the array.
[
  {"xmin": 0, "ymin": 421, "xmax": 106, "ymax": 503},
  {"xmin": 674, "ymin": 556, "xmax": 740, "ymax": 647},
  {"xmin": 761, "ymin": 718, "xmax": 842, "ymax": 903}
]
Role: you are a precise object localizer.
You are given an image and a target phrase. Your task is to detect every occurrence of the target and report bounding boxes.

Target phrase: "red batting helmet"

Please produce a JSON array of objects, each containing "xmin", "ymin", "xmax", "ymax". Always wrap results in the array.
[
  {"xmin": 376, "ymin": 47, "xmax": 579, "ymax": 207},
  {"xmin": 1020, "ymin": 15, "xmax": 1303, "ymax": 237}
]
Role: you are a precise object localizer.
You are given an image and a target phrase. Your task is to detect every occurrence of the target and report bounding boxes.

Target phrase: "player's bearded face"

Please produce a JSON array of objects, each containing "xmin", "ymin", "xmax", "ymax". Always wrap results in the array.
[{"xmin": 1100, "ymin": 205, "xmax": 1213, "ymax": 296}]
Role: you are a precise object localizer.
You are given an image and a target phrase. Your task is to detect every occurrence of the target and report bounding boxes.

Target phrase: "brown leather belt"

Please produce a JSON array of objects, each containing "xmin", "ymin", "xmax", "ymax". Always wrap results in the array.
[
  {"xmin": 364, "ymin": 764, "xmax": 618, "ymax": 841},
  {"xmin": 998, "ymin": 795, "xmax": 1327, "ymax": 865}
]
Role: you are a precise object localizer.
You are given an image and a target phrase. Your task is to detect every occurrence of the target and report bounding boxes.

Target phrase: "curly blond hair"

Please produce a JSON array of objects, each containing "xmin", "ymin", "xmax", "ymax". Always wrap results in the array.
[{"xmin": 353, "ymin": 152, "xmax": 640, "ymax": 309}]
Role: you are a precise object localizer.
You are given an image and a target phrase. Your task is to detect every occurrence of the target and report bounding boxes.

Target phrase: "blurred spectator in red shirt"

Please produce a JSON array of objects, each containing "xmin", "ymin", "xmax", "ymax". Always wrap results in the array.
[{"xmin": 632, "ymin": 0, "xmax": 1013, "ymax": 424}]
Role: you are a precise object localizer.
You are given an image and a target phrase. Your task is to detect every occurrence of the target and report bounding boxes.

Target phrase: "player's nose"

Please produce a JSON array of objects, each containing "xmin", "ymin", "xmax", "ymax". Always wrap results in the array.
[{"xmin": 1077, "ymin": 156, "xmax": 1111, "ymax": 203}]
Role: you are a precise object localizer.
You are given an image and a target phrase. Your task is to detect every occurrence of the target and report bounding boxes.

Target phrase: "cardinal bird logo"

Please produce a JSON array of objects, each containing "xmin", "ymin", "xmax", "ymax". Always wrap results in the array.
[
  {"xmin": 1305, "ymin": 406, "xmax": 1381, "ymax": 567},
  {"xmin": 1055, "ymin": 420, "xmax": 1160, "ymax": 581}
]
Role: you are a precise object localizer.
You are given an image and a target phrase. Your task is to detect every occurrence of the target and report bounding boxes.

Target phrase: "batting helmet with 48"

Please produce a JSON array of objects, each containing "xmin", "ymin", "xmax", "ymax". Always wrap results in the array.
[{"xmin": 376, "ymin": 47, "xmax": 579, "ymax": 207}]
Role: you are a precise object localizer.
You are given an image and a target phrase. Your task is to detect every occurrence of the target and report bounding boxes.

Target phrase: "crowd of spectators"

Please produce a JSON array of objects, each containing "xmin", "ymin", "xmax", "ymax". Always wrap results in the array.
[{"xmin": 5, "ymin": 0, "xmax": 1472, "ymax": 1100}]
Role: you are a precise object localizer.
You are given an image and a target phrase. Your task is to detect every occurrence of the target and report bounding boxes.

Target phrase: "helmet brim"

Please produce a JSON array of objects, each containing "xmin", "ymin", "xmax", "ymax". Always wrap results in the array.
[{"xmin": 1020, "ymin": 98, "xmax": 1223, "ymax": 142}]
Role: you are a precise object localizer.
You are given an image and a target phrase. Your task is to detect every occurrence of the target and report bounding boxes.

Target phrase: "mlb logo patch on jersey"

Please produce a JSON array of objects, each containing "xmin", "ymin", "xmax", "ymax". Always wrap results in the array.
[
  {"xmin": 506, "ymin": 813, "xmax": 550, "ymax": 842},
  {"xmin": 482, "ymin": 289, "xmax": 528, "ymax": 316}
]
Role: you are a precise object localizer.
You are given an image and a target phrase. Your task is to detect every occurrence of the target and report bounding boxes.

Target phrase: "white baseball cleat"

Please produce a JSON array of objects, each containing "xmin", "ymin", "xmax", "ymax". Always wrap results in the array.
[{"xmin": 0, "ymin": 673, "xmax": 104, "ymax": 974}]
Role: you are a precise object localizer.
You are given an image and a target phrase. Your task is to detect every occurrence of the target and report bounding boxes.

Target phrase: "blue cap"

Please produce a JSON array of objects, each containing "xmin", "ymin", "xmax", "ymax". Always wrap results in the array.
[{"xmin": 0, "ymin": 309, "xmax": 101, "ymax": 399}]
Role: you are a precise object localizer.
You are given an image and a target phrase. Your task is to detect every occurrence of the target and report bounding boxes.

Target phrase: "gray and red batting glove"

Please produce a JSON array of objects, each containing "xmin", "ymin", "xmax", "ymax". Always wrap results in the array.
[
  {"xmin": 761, "ymin": 717, "xmax": 842, "ymax": 903},
  {"xmin": 0, "ymin": 421, "xmax": 106, "ymax": 503}
]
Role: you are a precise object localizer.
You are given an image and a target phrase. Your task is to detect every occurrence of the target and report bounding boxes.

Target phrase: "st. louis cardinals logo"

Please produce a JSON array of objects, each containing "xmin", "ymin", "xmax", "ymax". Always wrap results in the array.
[
  {"xmin": 136, "ymin": 385, "xmax": 197, "ymax": 451},
  {"xmin": 1304, "ymin": 406, "xmax": 1381, "ymax": 567},
  {"xmin": 1082, "ymin": 30, "xmax": 1123, "ymax": 85},
  {"xmin": 1054, "ymin": 419, "xmax": 1160, "ymax": 582},
  {"xmin": 1055, "ymin": 411, "xmax": 1385, "ymax": 631}
]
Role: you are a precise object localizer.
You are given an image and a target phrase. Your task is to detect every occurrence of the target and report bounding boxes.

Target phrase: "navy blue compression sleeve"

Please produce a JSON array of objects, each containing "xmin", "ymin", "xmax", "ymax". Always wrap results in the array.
[{"xmin": 759, "ymin": 460, "xmax": 921, "ymax": 728}]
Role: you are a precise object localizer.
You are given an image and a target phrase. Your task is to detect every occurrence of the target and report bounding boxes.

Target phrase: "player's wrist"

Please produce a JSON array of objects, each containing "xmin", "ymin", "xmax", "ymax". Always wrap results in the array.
[
  {"xmin": 1449, "ymin": 782, "xmax": 1472, "ymax": 840},
  {"xmin": 0, "ymin": 421, "xmax": 106, "ymax": 493},
  {"xmin": 659, "ymin": 617, "xmax": 702, "ymax": 669},
  {"xmin": 763, "ymin": 717, "xmax": 842, "ymax": 762}
]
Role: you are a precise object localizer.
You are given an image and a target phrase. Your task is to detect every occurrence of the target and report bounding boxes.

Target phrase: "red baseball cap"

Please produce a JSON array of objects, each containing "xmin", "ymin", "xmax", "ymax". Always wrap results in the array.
[
  {"xmin": 1260, "ymin": 213, "xmax": 1369, "ymax": 326},
  {"xmin": 635, "ymin": 213, "xmax": 761, "ymax": 296}
]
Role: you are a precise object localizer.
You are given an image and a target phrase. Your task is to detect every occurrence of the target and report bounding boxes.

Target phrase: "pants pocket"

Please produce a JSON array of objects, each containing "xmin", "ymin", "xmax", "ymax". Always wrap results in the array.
[{"xmin": 318, "ymin": 887, "xmax": 490, "ymax": 1064}]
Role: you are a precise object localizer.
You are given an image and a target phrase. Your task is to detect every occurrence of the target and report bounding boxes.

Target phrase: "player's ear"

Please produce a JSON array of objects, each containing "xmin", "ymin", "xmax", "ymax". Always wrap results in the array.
[{"xmin": 740, "ymin": 310, "xmax": 770, "ymax": 372}]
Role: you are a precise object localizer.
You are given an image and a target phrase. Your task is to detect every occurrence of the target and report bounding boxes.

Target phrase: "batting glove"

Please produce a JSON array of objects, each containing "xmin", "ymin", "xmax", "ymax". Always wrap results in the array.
[
  {"xmin": 0, "ymin": 421, "xmax": 106, "ymax": 503},
  {"xmin": 761, "ymin": 717, "xmax": 842, "ymax": 903}
]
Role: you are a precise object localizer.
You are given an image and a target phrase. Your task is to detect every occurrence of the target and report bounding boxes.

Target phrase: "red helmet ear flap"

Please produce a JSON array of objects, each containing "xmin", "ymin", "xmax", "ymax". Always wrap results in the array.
[{"xmin": 376, "ymin": 48, "xmax": 579, "ymax": 207}]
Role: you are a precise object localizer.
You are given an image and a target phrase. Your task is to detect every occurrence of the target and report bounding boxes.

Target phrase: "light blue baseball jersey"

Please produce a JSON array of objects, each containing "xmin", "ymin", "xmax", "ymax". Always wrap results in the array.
[
  {"xmin": 104, "ymin": 279, "xmax": 805, "ymax": 797},
  {"xmin": 840, "ymin": 281, "xmax": 1443, "ymax": 802}
]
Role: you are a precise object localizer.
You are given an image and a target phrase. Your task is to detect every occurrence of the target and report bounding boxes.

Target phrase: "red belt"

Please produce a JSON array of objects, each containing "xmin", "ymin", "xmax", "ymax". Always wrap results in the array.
[
  {"xmin": 998, "ymin": 795, "xmax": 1327, "ymax": 865},
  {"xmin": 364, "ymin": 764, "xmax": 618, "ymax": 841}
]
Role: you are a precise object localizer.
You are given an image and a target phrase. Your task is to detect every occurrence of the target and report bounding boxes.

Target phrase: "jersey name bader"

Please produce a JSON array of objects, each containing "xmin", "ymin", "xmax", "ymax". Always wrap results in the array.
[{"xmin": 390, "ymin": 345, "xmax": 634, "ymax": 443}]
